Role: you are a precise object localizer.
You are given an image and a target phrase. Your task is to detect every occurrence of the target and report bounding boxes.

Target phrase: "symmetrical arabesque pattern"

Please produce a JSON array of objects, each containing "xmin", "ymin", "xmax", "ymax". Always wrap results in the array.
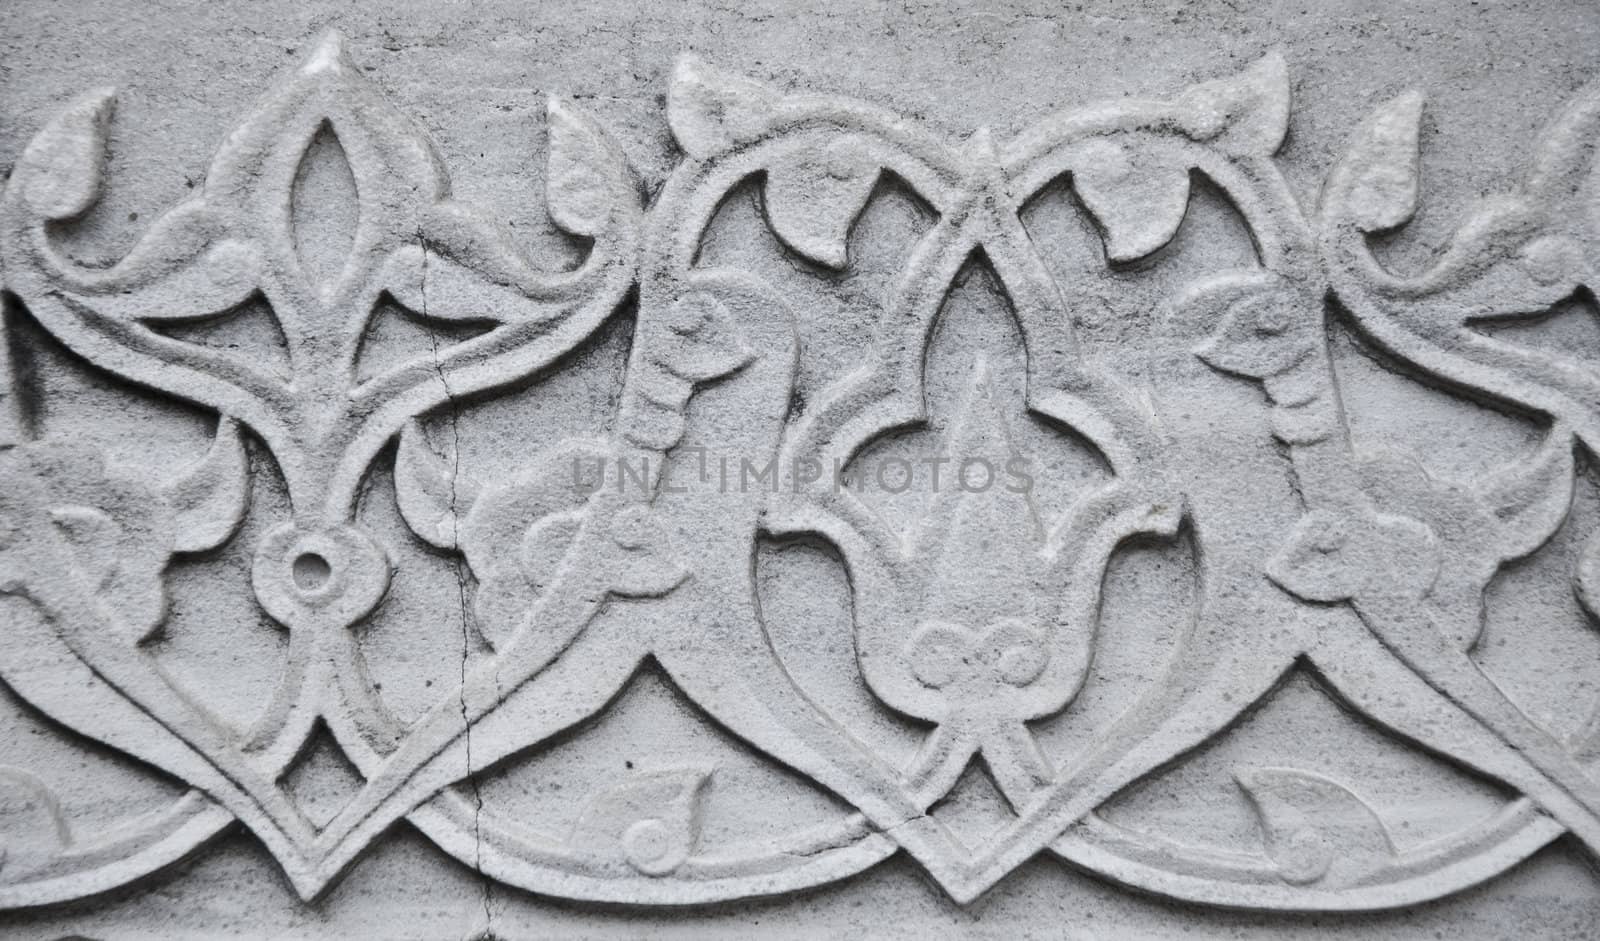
[{"xmin": 2, "ymin": 31, "xmax": 1599, "ymax": 910}]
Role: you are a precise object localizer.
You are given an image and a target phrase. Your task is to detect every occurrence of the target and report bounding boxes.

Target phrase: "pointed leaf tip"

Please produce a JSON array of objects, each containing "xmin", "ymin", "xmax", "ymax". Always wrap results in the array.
[
  {"xmin": 1176, "ymin": 50, "xmax": 1291, "ymax": 156},
  {"xmin": 764, "ymin": 135, "xmax": 879, "ymax": 269},
  {"xmin": 1237, "ymin": 767, "xmax": 1394, "ymax": 886},
  {"xmin": 1073, "ymin": 137, "xmax": 1191, "ymax": 262},
  {"xmin": 571, "ymin": 768, "xmax": 709, "ymax": 875},
  {"xmin": 545, "ymin": 99, "xmax": 618, "ymax": 237},
  {"xmin": 1331, "ymin": 90, "xmax": 1425, "ymax": 232},
  {"xmin": 20, "ymin": 88, "xmax": 116, "ymax": 221},
  {"xmin": 395, "ymin": 421, "xmax": 476, "ymax": 550},
  {"xmin": 166, "ymin": 417, "xmax": 252, "ymax": 554},
  {"xmin": 1477, "ymin": 430, "xmax": 1574, "ymax": 561},
  {"xmin": 667, "ymin": 56, "xmax": 779, "ymax": 159}
]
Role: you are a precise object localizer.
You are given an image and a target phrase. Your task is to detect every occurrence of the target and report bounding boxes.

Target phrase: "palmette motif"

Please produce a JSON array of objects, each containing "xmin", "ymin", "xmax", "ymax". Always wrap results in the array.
[{"xmin": 0, "ymin": 30, "xmax": 1598, "ymax": 910}]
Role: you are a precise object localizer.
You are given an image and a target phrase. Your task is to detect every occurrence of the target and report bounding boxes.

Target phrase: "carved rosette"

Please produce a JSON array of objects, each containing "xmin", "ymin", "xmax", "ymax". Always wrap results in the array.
[{"xmin": 0, "ymin": 30, "xmax": 1597, "ymax": 914}]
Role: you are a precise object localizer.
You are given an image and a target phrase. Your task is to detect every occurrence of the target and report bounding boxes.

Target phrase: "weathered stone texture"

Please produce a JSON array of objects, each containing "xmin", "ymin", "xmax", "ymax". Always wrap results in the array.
[{"xmin": 2, "ymin": 1, "xmax": 1600, "ymax": 937}]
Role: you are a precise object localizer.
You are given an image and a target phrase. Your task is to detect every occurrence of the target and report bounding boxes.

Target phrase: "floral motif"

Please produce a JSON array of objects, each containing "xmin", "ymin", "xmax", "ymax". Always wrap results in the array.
[
  {"xmin": 0, "ymin": 441, "xmax": 176, "ymax": 641},
  {"xmin": 0, "ymin": 29, "xmax": 643, "ymax": 900},
  {"xmin": 0, "ymin": 33, "xmax": 1598, "ymax": 916},
  {"xmin": 0, "ymin": 422, "xmax": 250, "ymax": 641}
]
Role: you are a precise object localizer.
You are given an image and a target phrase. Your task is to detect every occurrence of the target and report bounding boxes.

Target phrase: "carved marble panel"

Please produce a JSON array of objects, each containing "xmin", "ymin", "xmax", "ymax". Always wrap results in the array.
[{"xmin": 2, "ymin": 2, "xmax": 1600, "ymax": 937}]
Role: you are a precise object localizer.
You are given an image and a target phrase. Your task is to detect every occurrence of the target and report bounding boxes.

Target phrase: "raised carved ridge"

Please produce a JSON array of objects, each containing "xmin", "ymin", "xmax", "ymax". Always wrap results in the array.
[{"xmin": 0, "ymin": 30, "xmax": 1597, "ymax": 913}]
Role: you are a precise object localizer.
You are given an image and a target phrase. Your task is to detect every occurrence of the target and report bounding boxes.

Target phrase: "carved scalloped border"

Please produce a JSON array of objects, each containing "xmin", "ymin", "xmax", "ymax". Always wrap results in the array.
[{"xmin": 0, "ymin": 34, "xmax": 1594, "ymax": 912}]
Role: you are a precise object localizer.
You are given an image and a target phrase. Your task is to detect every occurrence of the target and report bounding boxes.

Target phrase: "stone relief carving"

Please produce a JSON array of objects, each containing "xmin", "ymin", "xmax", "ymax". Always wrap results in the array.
[{"xmin": 0, "ymin": 30, "xmax": 1598, "ymax": 913}]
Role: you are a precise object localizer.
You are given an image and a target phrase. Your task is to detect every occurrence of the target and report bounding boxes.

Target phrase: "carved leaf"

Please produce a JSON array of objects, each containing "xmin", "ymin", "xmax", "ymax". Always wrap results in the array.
[
  {"xmin": 546, "ymin": 99, "xmax": 621, "ymax": 237},
  {"xmin": 463, "ymin": 508, "xmax": 583, "ymax": 652},
  {"xmin": 475, "ymin": 509, "xmax": 583, "ymax": 648},
  {"xmin": 94, "ymin": 237, "xmax": 263, "ymax": 324},
  {"xmin": 1174, "ymin": 50, "xmax": 1291, "ymax": 157},
  {"xmin": 377, "ymin": 246, "xmax": 525, "ymax": 326},
  {"xmin": 0, "ymin": 768, "xmax": 71, "ymax": 876},
  {"xmin": 16, "ymin": 88, "xmax": 114, "ymax": 221},
  {"xmin": 1475, "ymin": 431, "xmax": 1575, "ymax": 561},
  {"xmin": 458, "ymin": 437, "xmax": 606, "ymax": 645},
  {"xmin": 570, "ymin": 768, "xmax": 710, "ymax": 876},
  {"xmin": 9, "ymin": 441, "xmax": 175, "ymax": 643},
  {"xmin": 1236, "ymin": 767, "xmax": 1394, "ymax": 886},
  {"xmin": 667, "ymin": 56, "xmax": 780, "ymax": 159},
  {"xmin": 165, "ymin": 418, "xmax": 252, "ymax": 555},
  {"xmin": 459, "ymin": 438, "xmax": 603, "ymax": 580},
  {"xmin": 1324, "ymin": 91, "xmax": 1423, "ymax": 232},
  {"xmin": 764, "ymin": 137, "xmax": 880, "ymax": 268},
  {"xmin": 394, "ymin": 421, "xmax": 478, "ymax": 551},
  {"xmin": 1072, "ymin": 139, "xmax": 1190, "ymax": 263}
]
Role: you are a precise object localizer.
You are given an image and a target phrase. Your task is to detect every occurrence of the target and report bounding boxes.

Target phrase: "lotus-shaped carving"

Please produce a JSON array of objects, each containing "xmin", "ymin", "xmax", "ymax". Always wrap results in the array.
[{"xmin": 0, "ymin": 29, "xmax": 645, "ymax": 900}]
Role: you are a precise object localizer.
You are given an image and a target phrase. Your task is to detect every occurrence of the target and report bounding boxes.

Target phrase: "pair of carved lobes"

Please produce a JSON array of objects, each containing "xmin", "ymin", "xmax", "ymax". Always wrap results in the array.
[{"xmin": 0, "ymin": 29, "xmax": 1598, "ymax": 910}]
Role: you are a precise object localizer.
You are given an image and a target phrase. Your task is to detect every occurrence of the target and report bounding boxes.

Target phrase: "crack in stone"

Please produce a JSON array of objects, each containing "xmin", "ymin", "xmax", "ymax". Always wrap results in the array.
[{"xmin": 417, "ymin": 229, "xmax": 495, "ymax": 939}]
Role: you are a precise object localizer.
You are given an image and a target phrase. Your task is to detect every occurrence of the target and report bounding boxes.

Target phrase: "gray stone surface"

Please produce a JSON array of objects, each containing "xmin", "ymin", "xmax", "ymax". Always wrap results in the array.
[{"xmin": 3, "ymin": 0, "xmax": 1600, "ymax": 937}]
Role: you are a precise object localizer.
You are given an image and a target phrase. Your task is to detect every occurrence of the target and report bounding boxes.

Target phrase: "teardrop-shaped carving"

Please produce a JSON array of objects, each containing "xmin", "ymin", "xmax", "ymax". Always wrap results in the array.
[
  {"xmin": 570, "ymin": 768, "xmax": 710, "ymax": 876},
  {"xmin": 1072, "ymin": 140, "xmax": 1191, "ymax": 263},
  {"xmin": 1324, "ymin": 91, "xmax": 1424, "ymax": 234},
  {"xmin": 1236, "ymin": 767, "xmax": 1396, "ymax": 887},
  {"xmin": 667, "ymin": 56, "xmax": 779, "ymax": 159},
  {"xmin": 164, "ymin": 417, "xmax": 253, "ymax": 555},
  {"xmin": 16, "ymin": 89, "xmax": 114, "ymax": 221}
]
